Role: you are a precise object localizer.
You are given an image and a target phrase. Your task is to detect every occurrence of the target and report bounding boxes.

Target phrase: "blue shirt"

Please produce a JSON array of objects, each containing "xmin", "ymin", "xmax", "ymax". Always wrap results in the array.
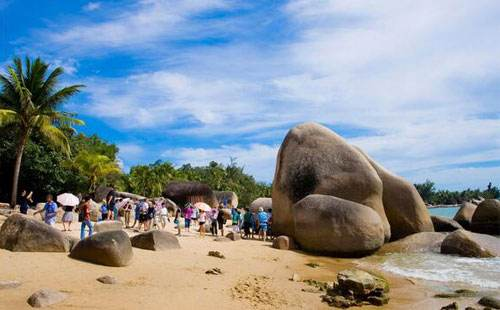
[
  {"xmin": 257, "ymin": 211, "xmax": 268, "ymax": 225},
  {"xmin": 44, "ymin": 201, "xmax": 57, "ymax": 224}
]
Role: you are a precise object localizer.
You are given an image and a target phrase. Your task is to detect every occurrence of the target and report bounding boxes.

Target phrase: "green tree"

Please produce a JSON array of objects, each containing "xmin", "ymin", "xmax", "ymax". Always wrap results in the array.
[
  {"xmin": 72, "ymin": 151, "xmax": 121, "ymax": 192},
  {"xmin": 0, "ymin": 57, "xmax": 84, "ymax": 206},
  {"xmin": 414, "ymin": 180, "xmax": 436, "ymax": 204}
]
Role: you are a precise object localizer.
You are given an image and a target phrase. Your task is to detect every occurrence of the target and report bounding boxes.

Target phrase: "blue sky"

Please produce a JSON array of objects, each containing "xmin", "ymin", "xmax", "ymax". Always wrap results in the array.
[{"xmin": 1, "ymin": 0, "xmax": 500, "ymax": 190}]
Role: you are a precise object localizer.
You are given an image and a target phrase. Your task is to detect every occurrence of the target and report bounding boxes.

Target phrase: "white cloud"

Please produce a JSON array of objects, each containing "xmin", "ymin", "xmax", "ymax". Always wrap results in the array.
[
  {"xmin": 162, "ymin": 144, "xmax": 279, "ymax": 182},
  {"xmin": 83, "ymin": 2, "xmax": 101, "ymax": 12}
]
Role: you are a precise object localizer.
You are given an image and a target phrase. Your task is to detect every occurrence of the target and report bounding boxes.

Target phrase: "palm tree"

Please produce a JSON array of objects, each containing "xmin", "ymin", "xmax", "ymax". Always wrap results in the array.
[
  {"xmin": 0, "ymin": 57, "xmax": 84, "ymax": 207},
  {"xmin": 73, "ymin": 151, "xmax": 121, "ymax": 192}
]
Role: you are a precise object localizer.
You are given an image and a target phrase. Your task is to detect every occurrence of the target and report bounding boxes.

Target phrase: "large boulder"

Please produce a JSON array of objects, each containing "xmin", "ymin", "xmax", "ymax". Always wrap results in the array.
[
  {"xmin": 377, "ymin": 232, "xmax": 447, "ymax": 254},
  {"xmin": 293, "ymin": 194, "xmax": 385, "ymax": 256},
  {"xmin": 94, "ymin": 220, "xmax": 123, "ymax": 233},
  {"xmin": 453, "ymin": 202, "xmax": 478, "ymax": 228},
  {"xmin": 214, "ymin": 191, "xmax": 239, "ymax": 208},
  {"xmin": 431, "ymin": 216, "xmax": 463, "ymax": 232},
  {"xmin": 272, "ymin": 123, "xmax": 391, "ymax": 240},
  {"xmin": 470, "ymin": 199, "xmax": 500, "ymax": 235},
  {"xmin": 272, "ymin": 235, "xmax": 296, "ymax": 250},
  {"xmin": 69, "ymin": 230, "xmax": 133, "ymax": 266},
  {"xmin": 0, "ymin": 214, "xmax": 71, "ymax": 252},
  {"xmin": 130, "ymin": 230, "xmax": 180, "ymax": 251},
  {"xmin": 249, "ymin": 197, "xmax": 272, "ymax": 213},
  {"xmin": 441, "ymin": 229, "xmax": 500, "ymax": 258},
  {"xmin": 356, "ymin": 148, "xmax": 434, "ymax": 240}
]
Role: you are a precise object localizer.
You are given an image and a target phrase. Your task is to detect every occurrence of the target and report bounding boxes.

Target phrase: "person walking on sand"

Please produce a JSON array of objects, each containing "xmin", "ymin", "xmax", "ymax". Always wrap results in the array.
[
  {"xmin": 100, "ymin": 200, "xmax": 108, "ymax": 221},
  {"xmin": 106, "ymin": 188, "xmax": 116, "ymax": 220},
  {"xmin": 242, "ymin": 208, "xmax": 252, "ymax": 239},
  {"xmin": 191, "ymin": 204, "xmax": 199, "ymax": 228},
  {"xmin": 34, "ymin": 194, "xmax": 58, "ymax": 226},
  {"xmin": 132, "ymin": 200, "xmax": 141, "ymax": 228},
  {"xmin": 184, "ymin": 202, "xmax": 193, "ymax": 232},
  {"xmin": 198, "ymin": 209, "xmax": 207, "ymax": 238},
  {"xmin": 174, "ymin": 208, "xmax": 182, "ymax": 236},
  {"xmin": 135, "ymin": 199, "xmax": 148, "ymax": 232},
  {"xmin": 232, "ymin": 209, "xmax": 241, "ymax": 233},
  {"xmin": 257, "ymin": 207, "xmax": 269, "ymax": 241},
  {"xmin": 19, "ymin": 189, "xmax": 33, "ymax": 215},
  {"xmin": 61, "ymin": 204, "xmax": 75, "ymax": 231},
  {"xmin": 79, "ymin": 196, "xmax": 93, "ymax": 240},
  {"xmin": 146, "ymin": 200, "xmax": 155, "ymax": 231}
]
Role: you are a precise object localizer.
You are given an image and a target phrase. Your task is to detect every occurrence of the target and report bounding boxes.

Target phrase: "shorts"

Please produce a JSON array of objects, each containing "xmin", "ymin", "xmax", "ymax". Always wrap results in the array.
[
  {"xmin": 243, "ymin": 222, "xmax": 251, "ymax": 234},
  {"xmin": 139, "ymin": 214, "xmax": 148, "ymax": 223},
  {"xmin": 185, "ymin": 218, "xmax": 191, "ymax": 228},
  {"xmin": 259, "ymin": 224, "xmax": 268, "ymax": 232},
  {"xmin": 218, "ymin": 220, "xmax": 225, "ymax": 229}
]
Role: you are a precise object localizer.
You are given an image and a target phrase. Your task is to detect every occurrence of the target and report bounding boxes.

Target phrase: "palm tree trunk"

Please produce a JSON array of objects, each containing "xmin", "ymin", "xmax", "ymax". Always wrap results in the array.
[{"xmin": 10, "ymin": 130, "xmax": 29, "ymax": 208}]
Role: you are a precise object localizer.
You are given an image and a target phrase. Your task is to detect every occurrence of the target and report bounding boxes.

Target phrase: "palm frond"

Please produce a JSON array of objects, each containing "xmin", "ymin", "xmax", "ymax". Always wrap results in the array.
[
  {"xmin": 37, "ymin": 116, "xmax": 71, "ymax": 156},
  {"xmin": 42, "ymin": 84, "xmax": 84, "ymax": 109},
  {"xmin": 45, "ymin": 111, "xmax": 85, "ymax": 127},
  {"xmin": 0, "ymin": 109, "xmax": 20, "ymax": 127}
]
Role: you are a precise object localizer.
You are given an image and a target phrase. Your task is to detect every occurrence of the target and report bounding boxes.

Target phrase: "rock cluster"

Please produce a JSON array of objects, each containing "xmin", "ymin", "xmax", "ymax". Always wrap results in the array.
[
  {"xmin": 321, "ymin": 269, "xmax": 389, "ymax": 308},
  {"xmin": 441, "ymin": 229, "xmax": 500, "ymax": 258}
]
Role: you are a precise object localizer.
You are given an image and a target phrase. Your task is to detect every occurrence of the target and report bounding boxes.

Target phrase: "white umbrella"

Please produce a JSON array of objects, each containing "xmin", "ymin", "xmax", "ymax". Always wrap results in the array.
[
  {"xmin": 57, "ymin": 193, "xmax": 80, "ymax": 207},
  {"xmin": 194, "ymin": 202, "xmax": 211, "ymax": 212},
  {"xmin": 116, "ymin": 198, "xmax": 131, "ymax": 209}
]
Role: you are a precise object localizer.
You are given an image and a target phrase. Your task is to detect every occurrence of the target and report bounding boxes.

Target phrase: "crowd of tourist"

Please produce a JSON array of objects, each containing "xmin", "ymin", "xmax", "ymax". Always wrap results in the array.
[{"xmin": 20, "ymin": 189, "xmax": 274, "ymax": 242}]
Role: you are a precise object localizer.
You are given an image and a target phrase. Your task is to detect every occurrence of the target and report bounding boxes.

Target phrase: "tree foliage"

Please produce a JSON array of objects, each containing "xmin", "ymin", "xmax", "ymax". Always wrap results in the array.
[{"xmin": 414, "ymin": 179, "xmax": 499, "ymax": 205}]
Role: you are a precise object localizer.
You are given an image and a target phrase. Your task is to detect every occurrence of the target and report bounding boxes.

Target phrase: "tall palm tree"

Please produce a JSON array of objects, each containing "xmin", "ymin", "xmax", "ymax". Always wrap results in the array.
[
  {"xmin": 0, "ymin": 57, "xmax": 84, "ymax": 207},
  {"xmin": 73, "ymin": 151, "xmax": 121, "ymax": 192}
]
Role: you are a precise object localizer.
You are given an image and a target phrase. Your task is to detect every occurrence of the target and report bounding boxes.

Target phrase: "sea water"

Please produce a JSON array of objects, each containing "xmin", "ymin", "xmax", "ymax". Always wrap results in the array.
[
  {"xmin": 428, "ymin": 207, "xmax": 460, "ymax": 218},
  {"xmin": 379, "ymin": 253, "xmax": 500, "ymax": 289}
]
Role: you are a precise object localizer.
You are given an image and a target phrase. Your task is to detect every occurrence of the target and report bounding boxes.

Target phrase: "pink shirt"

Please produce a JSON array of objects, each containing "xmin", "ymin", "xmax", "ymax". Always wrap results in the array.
[{"xmin": 199, "ymin": 213, "xmax": 207, "ymax": 222}]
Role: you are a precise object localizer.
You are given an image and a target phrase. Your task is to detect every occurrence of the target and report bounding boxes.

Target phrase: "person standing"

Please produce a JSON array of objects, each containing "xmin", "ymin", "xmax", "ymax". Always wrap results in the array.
[
  {"xmin": 132, "ymin": 200, "xmax": 141, "ymax": 228},
  {"xmin": 124, "ymin": 200, "xmax": 133, "ymax": 228},
  {"xmin": 106, "ymin": 188, "xmax": 116, "ymax": 220},
  {"xmin": 79, "ymin": 196, "xmax": 93, "ymax": 240},
  {"xmin": 160, "ymin": 203, "xmax": 169, "ymax": 229},
  {"xmin": 257, "ymin": 207, "xmax": 269, "ymax": 241},
  {"xmin": 18, "ymin": 190, "xmax": 33, "ymax": 215},
  {"xmin": 232, "ymin": 209, "xmax": 241, "ymax": 233},
  {"xmin": 210, "ymin": 206, "xmax": 219, "ymax": 236},
  {"xmin": 61, "ymin": 204, "xmax": 75, "ymax": 231},
  {"xmin": 198, "ymin": 209, "xmax": 207, "ymax": 238},
  {"xmin": 217, "ymin": 205, "xmax": 226, "ymax": 236},
  {"xmin": 242, "ymin": 208, "xmax": 253, "ymax": 239},
  {"xmin": 100, "ymin": 200, "xmax": 108, "ymax": 221},
  {"xmin": 34, "ymin": 194, "xmax": 58, "ymax": 226},
  {"xmin": 184, "ymin": 203, "xmax": 193, "ymax": 232},
  {"xmin": 146, "ymin": 200, "xmax": 155, "ymax": 231}
]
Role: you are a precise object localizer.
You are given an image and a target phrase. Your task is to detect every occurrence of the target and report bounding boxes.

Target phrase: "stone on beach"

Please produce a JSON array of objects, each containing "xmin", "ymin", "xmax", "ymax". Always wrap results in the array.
[
  {"xmin": 130, "ymin": 230, "xmax": 180, "ymax": 251},
  {"xmin": 357, "ymin": 148, "xmax": 434, "ymax": 240},
  {"xmin": 293, "ymin": 194, "xmax": 385, "ymax": 256},
  {"xmin": 272, "ymin": 235, "xmax": 295, "ymax": 250},
  {"xmin": 470, "ymin": 199, "xmax": 500, "ymax": 235},
  {"xmin": 376, "ymin": 232, "xmax": 447, "ymax": 254},
  {"xmin": 0, "ymin": 214, "xmax": 71, "ymax": 252},
  {"xmin": 453, "ymin": 202, "xmax": 478, "ymax": 229},
  {"xmin": 97, "ymin": 275, "xmax": 117, "ymax": 284},
  {"xmin": 27, "ymin": 288, "xmax": 67, "ymax": 308},
  {"xmin": 478, "ymin": 296, "xmax": 500, "ymax": 309},
  {"xmin": 441, "ymin": 229, "xmax": 500, "ymax": 258},
  {"xmin": 272, "ymin": 122, "xmax": 391, "ymax": 240},
  {"xmin": 225, "ymin": 232, "xmax": 240, "ymax": 241},
  {"xmin": 94, "ymin": 220, "xmax": 123, "ymax": 233},
  {"xmin": 69, "ymin": 230, "xmax": 133, "ymax": 266},
  {"xmin": 431, "ymin": 215, "xmax": 463, "ymax": 232},
  {"xmin": 0, "ymin": 280, "xmax": 21, "ymax": 289}
]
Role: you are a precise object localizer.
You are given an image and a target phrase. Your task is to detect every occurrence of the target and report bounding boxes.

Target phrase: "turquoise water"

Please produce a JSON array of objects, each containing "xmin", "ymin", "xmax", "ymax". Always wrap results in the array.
[{"xmin": 428, "ymin": 207, "xmax": 459, "ymax": 218}]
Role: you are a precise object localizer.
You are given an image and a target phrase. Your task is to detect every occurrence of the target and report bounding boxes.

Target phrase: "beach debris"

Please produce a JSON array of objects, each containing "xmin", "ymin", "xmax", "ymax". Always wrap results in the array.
[
  {"xmin": 441, "ymin": 229, "xmax": 500, "ymax": 258},
  {"xmin": 290, "ymin": 273, "xmax": 301, "ymax": 282},
  {"xmin": 231, "ymin": 275, "xmax": 285, "ymax": 307},
  {"xmin": 205, "ymin": 268, "xmax": 223, "ymax": 275},
  {"xmin": 0, "ymin": 280, "xmax": 21, "ymax": 289},
  {"xmin": 440, "ymin": 302, "xmax": 459, "ymax": 310},
  {"xmin": 434, "ymin": 289, "xmax": 477, "ymax": 298},
  {"xmin": 478, "ymin": 296, "xmax": 500, "ymax": 309},
  {"xmin": 208, "ymin": 251, "xmax": 225, "ymax": 259},
  {"xmin": 303, "ymin": 279, "xmax": 330, "ymax": 292},
  {"xmin": 321, "ymin": 269, "xmax": 390, "ymax": 308},
  {"xmin": 27, "ymin": 289, "xmax": 67, "ymax": 308},
  {"xmin": 69, "ymin": 230, "xmax": 133, "ymax": 267},
  {"xmin": 305, "ymin": 262, "xmax": 320, "ymax": 268},
  {"xmin": 97, "ymin": 275, "xmax": 117, "ymax": 284},
  {"xmin": 225, "ymin": 232, "xmax": 240, "ymax": 241},
  {"xmin": 93, "ymin": 221, "xmax": 123, "ymax": 233},
  {"xmin": 0, "ymin": 214, "xmax": 71, "ymax": 252},
  {"xmin": 431, "ymin": 215, "xmax": 463, "ymax": 232},
  {"xmin": 130, "ymin": 230, "xmax": 180, "ymax": 251},
  {"xmin": 470, "ymin": 199, "xmax": 500, "ymax": 235},
  {"xmin": 272, "ymin": 235, "xmax": 295, "ymax": 250}
]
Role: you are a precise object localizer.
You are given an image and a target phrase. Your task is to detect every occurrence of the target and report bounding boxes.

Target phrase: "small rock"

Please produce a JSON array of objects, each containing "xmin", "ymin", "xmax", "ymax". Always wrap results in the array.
[
  {"xmin": 478, "ymin": 296, "xmax": 500, "ymax": 309},
  {"xmin": 27, "ymin": 289, "xmax": 67, "ymax": 308},
  {"xmin": 205, "ymin": 268, "xmax": 223, "ymax": 275},
  {"xmin": 440, "ymin": 302, "xmax": 459, "ymax": 310},
  {"xmin": 97, "ymin": 275, "xmax": 117, "ymax": 284},
  {"xmin": 290, "ymin": 273, "xmax": 301, "ymax": 282},
  {"xmin": 272, "ymin": 235, "xmax": 295, "ymax": 250},
  {"xmin": 208, "ymin": 251, "xmax": 225, "ymax": 259},
  {"xmin": 305, "ymin": 262, "xmax": 320, "ymax": 268},
  {"xmin": 330, "ymin": 295, "xmax": 354, "ymax": 308},
  {"xmin": 0, "ymin": 280, "xmax": 21, "ymax": 289},
  {"xmin": 367, "ymin": 295, "xmax": 389, "ymax": 306},
  {"xmin": 225, "ymin": 232, "xmax": 240, "ymax": 241}
]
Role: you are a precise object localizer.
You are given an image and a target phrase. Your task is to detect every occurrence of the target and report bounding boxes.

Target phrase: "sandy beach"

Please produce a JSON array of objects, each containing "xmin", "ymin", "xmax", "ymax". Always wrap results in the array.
[{"xmin": 0, "ymin": 214, "xmax": 483, "ymax": 310}]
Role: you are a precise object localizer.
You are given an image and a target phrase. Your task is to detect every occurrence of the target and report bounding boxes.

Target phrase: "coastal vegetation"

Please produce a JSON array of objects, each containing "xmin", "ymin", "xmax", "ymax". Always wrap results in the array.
[{"xmin": 414, "ymin": 180, "xmax": 500, "ymax": 205}]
